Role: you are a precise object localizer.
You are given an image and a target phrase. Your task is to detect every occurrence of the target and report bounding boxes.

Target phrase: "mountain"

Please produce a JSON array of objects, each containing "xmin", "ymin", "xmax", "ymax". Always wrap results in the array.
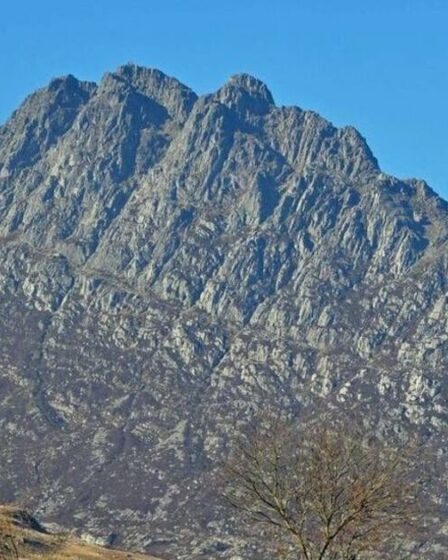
[{"xmin": 0, "ymin": 64, "xmax": 447, "ymax": 558}]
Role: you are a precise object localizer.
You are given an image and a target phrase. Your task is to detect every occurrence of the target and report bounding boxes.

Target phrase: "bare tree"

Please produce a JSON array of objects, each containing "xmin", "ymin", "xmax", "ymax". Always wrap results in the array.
[{"xmin": 223, "ymin": 415, "xmax": 431, "ymax": 559}]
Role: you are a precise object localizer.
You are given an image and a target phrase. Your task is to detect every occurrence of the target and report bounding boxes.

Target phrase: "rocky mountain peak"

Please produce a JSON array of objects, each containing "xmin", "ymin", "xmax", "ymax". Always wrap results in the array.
[
  {"xmin": 47, "ymin": 73, "xmax": 91, "ymax": 93},
  {"xmin": 227, "ymin": 73, "xmax": 274, "ymax": 101},
  {"xmin": 215, "ymin": 72, "xmax": 275, "ymax": 115},
  {"xmin": 101, "ymin": 63, "xmax": 198, "ymax": 123},
  {"xmin": 0, "ymin": 74, "xmax": 95, "ymax": 175}
]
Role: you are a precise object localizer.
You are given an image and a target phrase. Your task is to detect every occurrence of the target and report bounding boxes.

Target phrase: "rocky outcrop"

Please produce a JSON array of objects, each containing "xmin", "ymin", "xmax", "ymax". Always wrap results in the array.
[
  {"xmin": 0, "ymin": 505, "xmax": 159, "ymax": 559},
  {"xmin": 0, "ymin": 65, "xmax": 447, "ymax": 558}
]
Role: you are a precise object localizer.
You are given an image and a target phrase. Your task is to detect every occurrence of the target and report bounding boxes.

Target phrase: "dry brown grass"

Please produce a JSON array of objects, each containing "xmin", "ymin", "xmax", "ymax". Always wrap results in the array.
[{"xmin": 0, "ymin": 506, "xmax": 159, "ymax": 560}]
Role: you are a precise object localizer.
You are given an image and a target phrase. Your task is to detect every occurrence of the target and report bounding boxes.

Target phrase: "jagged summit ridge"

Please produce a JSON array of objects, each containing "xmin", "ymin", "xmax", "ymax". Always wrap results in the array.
[
  {"xmin": 0, "ymin": 63, "xmax": 380, "ymax": 179},
  {"xmin": 0, "ymin": 66, "xmax": 446, "ymax": 559}
]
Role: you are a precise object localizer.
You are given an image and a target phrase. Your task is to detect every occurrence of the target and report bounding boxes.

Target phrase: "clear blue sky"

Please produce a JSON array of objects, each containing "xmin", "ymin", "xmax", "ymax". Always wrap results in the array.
[{"xmin": 1, "ymin": 0, "xmax": 447, "ymax": 197}]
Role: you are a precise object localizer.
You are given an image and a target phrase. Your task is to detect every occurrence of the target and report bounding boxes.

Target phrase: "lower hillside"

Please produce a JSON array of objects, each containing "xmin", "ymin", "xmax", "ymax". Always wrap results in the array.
[{"xmin": 0, "ymin": 505, "xmax": 158, "ymax": 560}]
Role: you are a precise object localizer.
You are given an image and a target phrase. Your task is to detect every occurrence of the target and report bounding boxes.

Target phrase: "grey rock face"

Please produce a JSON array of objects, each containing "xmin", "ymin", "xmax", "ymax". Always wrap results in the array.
[{"xmin": 0, "ymin": 65, "xmax": 447, "ymax": 558}]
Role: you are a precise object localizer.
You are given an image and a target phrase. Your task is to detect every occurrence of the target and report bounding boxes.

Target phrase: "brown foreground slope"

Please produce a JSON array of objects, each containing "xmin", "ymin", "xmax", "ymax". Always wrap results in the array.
[{"xmin": 0, "ymin": 506, "xmax": 159, "ymax": 560}]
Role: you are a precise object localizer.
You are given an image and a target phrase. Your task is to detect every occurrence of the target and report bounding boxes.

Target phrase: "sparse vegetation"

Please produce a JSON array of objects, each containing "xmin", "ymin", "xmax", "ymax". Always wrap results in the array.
[
  {"xmin": 0, "ymin": 505, "xmax": 157, "ymax": 560},
  {"xmin": 0, "ymin": 512, "xmax": 18, "ymax": 559}
]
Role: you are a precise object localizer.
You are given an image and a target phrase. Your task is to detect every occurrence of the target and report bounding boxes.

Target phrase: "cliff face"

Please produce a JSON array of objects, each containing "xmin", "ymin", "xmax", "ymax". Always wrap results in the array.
[{"xmin": 0, "ymin": 64, "xmax": 447, "ymax": 558}]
